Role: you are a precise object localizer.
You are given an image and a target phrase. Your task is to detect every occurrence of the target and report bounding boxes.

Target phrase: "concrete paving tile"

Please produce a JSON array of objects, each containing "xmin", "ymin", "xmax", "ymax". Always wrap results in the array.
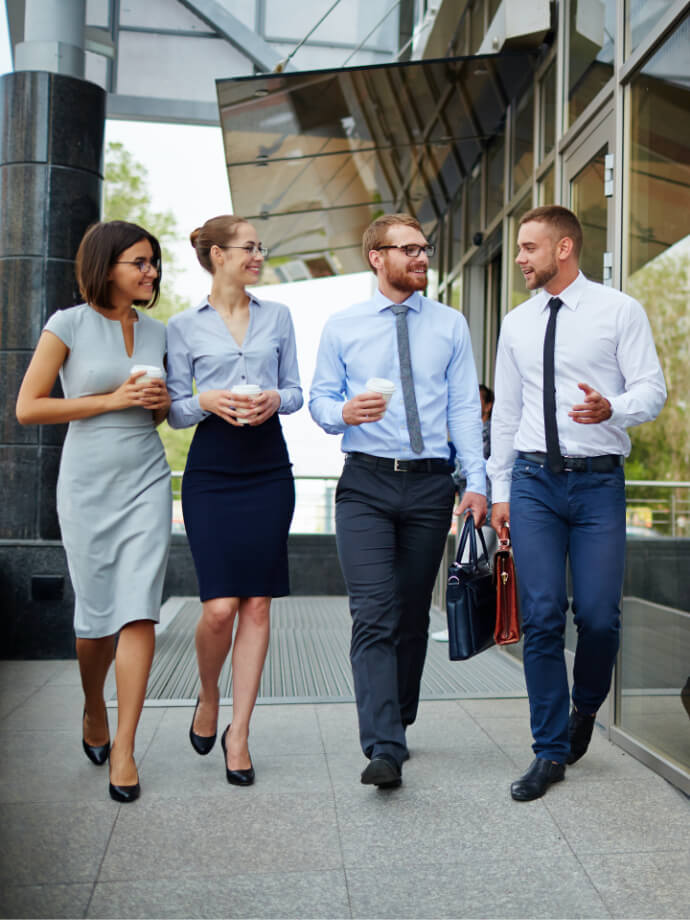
[
  {"xmin": 315, "ymin": 702, "xmax": 362, "ymax": 753},
  {"xmin": 99, "ymin": 793, "xmax": 342, "ymax": 881},
  {"xmin": 346, "ymin": 853, "xmax": 611, "ymax": 919},
  {"xmin": 0, "ymin": 683, "xmax": 89, "ymax": 731},
  {"xmin": 0, "ymin": 729, "xmax": 113, "ymax": 804},
  {"xmin": 578, "ymin": 849, "xmax": 690, "ymax": 919},
  {"xmin": 545, "ymin": 777, "xmax": 690, "ymax": 854},
  {"xmin": 460, "ymin": 697, "xmax": 531, "ymax": 720},
  {"xmin": 88, "ymin": 870, "xmax": 350, "ymax": 919},
  {"xmin": 0, "ymin": 660, "xmax": 63, "ymax": 689},
  {"xmin": 334, "ymin": 786, "xmax": 568, "ymax": 870},
  {"xmin": 470, "ymin": 714, "xmax": 536, "ymax": 752},
  {"xmin": 0, "ymin": 801, "xmax": 116, "ymax": 885},
  {"xmin": 0, "ymin": 882, "xmax": 92, "ymax": 919},
  {"xmin": 0, "ymin": 685, "xmax": 40, "ymax": 721}
]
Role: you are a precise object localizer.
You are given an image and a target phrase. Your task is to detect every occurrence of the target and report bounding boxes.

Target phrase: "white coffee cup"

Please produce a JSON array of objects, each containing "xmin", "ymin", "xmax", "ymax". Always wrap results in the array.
[
  {"xmin": 231, "ymin": 383, "xmax": 261, "ymax": 424},
  {"xmin": 131, "ymin": 364, "xmax": 164, "ymax": 384},
  {"xmin": 366, "ymin": 377, "xmax": 396, "ymax": 407}
]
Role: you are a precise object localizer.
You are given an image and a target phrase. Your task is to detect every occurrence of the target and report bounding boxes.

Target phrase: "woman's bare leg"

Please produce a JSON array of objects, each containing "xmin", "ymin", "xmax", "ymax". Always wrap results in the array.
[
  {"xmin": 76, "ymin": 635, "xmax": 115, "ymax": 745},
  {"xmin": 224, "ymin": 596, "xmax": 271, "ymax": 770},
  {"xmin": 110, "ymin": 619, "xmax": 155, "ymax": 787},
  {"xmin": 192, "ymin": 597, "xmax": 239, "ymax": 737}
]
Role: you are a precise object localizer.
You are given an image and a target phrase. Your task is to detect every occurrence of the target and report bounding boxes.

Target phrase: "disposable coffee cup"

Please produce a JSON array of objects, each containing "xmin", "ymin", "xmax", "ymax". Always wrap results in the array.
[
  {"xmin": 131, "ymin": 364, "xmax": 164, "ymax": 384},
  {"xmin": 231, "ymin": 383, "xmax": 261, "ymax": 424},
  {"xmin": 366, "ymin": 377, "xmax": 396, "ymax": 407}
]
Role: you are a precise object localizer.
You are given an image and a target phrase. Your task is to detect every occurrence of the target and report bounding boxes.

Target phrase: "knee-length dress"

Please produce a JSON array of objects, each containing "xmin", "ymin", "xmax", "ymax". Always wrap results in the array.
[
  {"xmin": 166, "ymin": 295, "xmax": 303, "ymax": 601},
  {"xmin": 45, "ymin": 305, "xmax": 171, "ymax": 638}
]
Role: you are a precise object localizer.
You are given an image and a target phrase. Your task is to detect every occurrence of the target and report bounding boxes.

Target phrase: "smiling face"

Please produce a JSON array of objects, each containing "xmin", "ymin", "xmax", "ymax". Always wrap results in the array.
[
  {"xmin": 214, "ymin": 222, "xmax": 265, "ymax": 286},
  {"xmin": 369, "ymin": 223, "xmax": 429, "ymax": 300},
  {"xmin": 107, "ymin": 238, "xmax": 158, "ymax": 307},
  {"xmin": 515, "ymin": 220, "xmax": 562, "ymax": 291}
]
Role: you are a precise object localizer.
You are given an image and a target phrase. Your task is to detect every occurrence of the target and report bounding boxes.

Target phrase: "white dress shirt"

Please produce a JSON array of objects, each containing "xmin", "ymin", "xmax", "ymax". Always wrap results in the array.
[
  {"xmin": 487, "ymin": 272, "xmax": 666, "ymax": 503},
  {"xmin": 309, "ymin": 289, "xmax": 486, "ymax": 494}
]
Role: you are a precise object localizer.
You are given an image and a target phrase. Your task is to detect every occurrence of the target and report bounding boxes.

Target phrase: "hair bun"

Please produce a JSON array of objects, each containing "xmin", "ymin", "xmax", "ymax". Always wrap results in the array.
[{"xmin": 190, "ymin": 228, "xmax": 201, "ymax": 248}]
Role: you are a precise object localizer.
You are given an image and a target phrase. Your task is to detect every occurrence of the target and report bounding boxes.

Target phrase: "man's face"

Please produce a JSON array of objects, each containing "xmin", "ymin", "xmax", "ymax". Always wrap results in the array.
[
  {"xmin": 371, "ymin": 224, "xmax": 429, "ymax": 295},
  {"xmin": 515, "ymin": 220, "xmax": 560, "ymax": 291}
]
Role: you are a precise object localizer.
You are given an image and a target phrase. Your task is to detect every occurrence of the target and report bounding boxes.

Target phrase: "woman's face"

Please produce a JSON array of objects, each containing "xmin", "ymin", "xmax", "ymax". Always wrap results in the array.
[
  {"xmin": 107, "ymin": 238, "xmax": 158, "ymax": 305},
  {"xmin": 216, "ymin": 223, "xmax": 265, "ymax": 285}
]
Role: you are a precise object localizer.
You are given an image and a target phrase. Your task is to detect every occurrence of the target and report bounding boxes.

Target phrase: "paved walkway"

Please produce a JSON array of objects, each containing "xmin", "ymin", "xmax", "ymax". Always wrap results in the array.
[{"xmin": 1, "ymin": 657, "xmax": 688, "ymax": 919}]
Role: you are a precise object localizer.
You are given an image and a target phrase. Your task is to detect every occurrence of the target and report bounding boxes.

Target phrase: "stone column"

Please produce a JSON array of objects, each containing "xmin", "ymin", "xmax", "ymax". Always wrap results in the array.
[{"xmin": 0, "ymin": 69, "xmax": 105, "ymax": 541}]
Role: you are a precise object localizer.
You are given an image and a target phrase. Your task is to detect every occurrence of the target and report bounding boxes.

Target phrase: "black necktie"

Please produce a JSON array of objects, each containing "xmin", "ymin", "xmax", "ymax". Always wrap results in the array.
[
  {"xmin": 543, "ymin": 297, "xmax": 563, "ymax": 473},
  {"xmin": 390, "ymin": 304, "xmax": 424, "ymax": 454}
]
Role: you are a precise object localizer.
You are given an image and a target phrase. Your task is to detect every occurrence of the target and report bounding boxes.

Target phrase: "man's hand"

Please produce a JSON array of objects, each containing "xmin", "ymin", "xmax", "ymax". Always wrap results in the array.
[
  {"xmin": 342, "ymin": 392, "xmax": 387, "ymax": 426},
  {"xmin": 455, "ymin": 491, "xmax": 487, "ymax": 528},
  {"xmin": 569, "ymin": 382, "xmax": 612, "ymax": 425},
  {"xmin": 491, "ymin": 501, "xmax": 510, "ymax": 533}
]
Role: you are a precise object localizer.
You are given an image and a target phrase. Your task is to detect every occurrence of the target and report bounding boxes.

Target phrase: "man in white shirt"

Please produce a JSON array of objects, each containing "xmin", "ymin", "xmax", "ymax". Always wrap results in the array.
[
  {"xmin": 488, "ymin": 206, "xmax": 666, "ymax": 801},
  {"xmin": 311, "ymin": 213, "xmax": 486, "ymax": 788}
]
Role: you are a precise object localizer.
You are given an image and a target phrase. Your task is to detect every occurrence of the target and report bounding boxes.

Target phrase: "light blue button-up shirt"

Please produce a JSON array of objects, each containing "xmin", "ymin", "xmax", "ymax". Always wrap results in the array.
[
  {"xmin": 309, "ymin": 289, "xmax": 486, "ymax": 494},
  {"xmin": 167, "ymin": 294, "xmax": 303, "ymax": 429}
]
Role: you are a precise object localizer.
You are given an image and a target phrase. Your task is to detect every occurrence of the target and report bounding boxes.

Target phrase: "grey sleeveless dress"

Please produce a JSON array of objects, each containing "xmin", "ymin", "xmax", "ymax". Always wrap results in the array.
[{"xmin": 45, "ymin": 305, "xmax": 171, "ymax": 638}]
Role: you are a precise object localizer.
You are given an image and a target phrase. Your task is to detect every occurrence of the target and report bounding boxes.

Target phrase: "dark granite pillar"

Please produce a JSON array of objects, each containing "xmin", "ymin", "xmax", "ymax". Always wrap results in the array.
[{"xmin": 0, "ymin": 70, "xmax": 105, "ymax": 540}]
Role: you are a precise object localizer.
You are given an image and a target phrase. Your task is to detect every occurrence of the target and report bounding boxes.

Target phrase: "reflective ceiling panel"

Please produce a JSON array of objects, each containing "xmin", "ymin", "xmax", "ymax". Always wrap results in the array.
[{"xmin": 217, "ymin": 52, "xmax": 533, "ymax": 276}]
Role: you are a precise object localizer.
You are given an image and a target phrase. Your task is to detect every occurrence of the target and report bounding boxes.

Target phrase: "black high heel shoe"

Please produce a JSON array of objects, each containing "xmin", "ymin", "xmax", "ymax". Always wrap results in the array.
[
  {"xmin": 82, "ymin": 709, "xmax": 110, "ymax": 766},
  {"xmin": 108, "ymin": 745, "xmax": 140, "ymax": 803},
  {"xmin": 221, "ymin": 725, "xmax": 255, "ymax": 786},
  {"xmin": 189, "ymin": 697, "xmax": 217, "ymax": 755}
]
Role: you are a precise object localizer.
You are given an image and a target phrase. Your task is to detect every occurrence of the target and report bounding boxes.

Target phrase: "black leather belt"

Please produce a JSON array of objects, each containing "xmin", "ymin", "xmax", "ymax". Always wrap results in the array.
[
  {"xmin": 347, "ymin": 452, "xmax": 451, "ymax": 474},
  {"xmin": 517, "ymin": 451, "xmax": 623, "ymax": 473}
]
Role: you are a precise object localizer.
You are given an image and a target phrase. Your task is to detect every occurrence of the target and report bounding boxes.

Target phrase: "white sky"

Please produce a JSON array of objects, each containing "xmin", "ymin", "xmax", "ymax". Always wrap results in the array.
[{"xmin": 0, "ymin": 12, "xmax": 372, "ymax": 476}]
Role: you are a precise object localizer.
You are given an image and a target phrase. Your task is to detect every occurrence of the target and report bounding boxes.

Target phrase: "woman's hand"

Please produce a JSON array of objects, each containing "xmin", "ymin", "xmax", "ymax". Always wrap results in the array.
[
  {"xmin": 106, "ymin": 371, "xmax": 156, "ymax": 412},
  {"xmin": 248, "ymin": 389, "xmax": 280, "ymax": 426},
  {"xmin": 199, "ymin": 389, "xmax": 245, "ymax": 426}
]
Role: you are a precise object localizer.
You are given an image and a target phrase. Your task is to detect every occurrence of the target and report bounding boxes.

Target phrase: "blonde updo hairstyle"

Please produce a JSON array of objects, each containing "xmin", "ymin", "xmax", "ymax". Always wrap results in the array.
[{"xmin": 190, "ymin": 215, "xmax": 249, "ymax": 274}]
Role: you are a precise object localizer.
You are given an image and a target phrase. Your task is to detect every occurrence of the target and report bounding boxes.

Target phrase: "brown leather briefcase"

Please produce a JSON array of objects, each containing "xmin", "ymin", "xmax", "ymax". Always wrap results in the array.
[{"xmin": 494, "ymin": 525, "xmax": 521, "ymax": 645}]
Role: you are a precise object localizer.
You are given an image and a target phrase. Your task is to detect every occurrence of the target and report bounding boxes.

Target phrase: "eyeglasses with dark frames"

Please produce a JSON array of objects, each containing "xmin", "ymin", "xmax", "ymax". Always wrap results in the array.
[
  {"xmin": 218, "ymin": 244, "xmax": 268, "ymax": 257},
  {"xmin": 375, "ymin": 243, "xmax": 435, "ymax": 258},
  {"xmin": 115, "ymin": 258, "xmax": 161, "ymax": 275}
]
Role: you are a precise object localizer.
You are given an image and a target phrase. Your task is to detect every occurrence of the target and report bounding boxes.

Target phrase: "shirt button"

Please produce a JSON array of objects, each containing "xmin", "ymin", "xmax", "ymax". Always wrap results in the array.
[
  {"xmin": 238, "ymin": 352, "xmax": 243, "ymax": 356},
  {"xmin": 241, "ymin": 375, "xmax": 246, "ymax": 380}
]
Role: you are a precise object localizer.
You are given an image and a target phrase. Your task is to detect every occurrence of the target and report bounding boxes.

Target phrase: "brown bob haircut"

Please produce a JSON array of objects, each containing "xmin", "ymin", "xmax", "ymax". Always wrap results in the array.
[
  {"xmin": 190, "ymin": 215, "xmax": 249, "ymax": 274},
  {"xmin": 361, "ymin": 213, "xmax": 425, "ymax": 274},
  {"xmin": 519, "ymin": 205, "xmax": 583, "ymax": 260},
  {"xmin": 75, "ymin": 220, "xmax": 162, "ymax": 309}
]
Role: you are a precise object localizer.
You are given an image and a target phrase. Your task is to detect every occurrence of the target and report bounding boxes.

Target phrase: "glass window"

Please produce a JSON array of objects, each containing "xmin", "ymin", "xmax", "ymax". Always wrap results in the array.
[
  {"xmin": 540, "ymin": 59, "xmax": 556, "ymax": 159},
  {"xmin": 569, "ymin": 145, "xmax": 607, "ymax": 283},
  {"xmin": 508, "ymin": 192, "xmax": 533, "ymax": 309},
  {"xmin": 470, "ymin": 0, "xmax": 485, "ymax": 54},
  {"xmin": 488, "ymin": 0, "xmax": 501, "ymax": 22},
  {"xmin": 486, "ymin": 133, "xmax": 505, "ymax": 224},
  {"xmin": 538, "ymin": 166, "xmax": 555, "ymax": 205},
  {"xmin": 466, "ymin": 167, "xmax": 482, "ymax": 247},
  {"xmin": 512, "ymin": 85, "xmax": 534, "ymax": 192},
  {"xmin": 567, "ymin": 0, "xmax": 616, "ymax": 127},
  {"xmin": 626, "ymin": 0, "xmax": 676, "ymax": 56},
  {"xmin": 450, "ymin": 187, "xmax": 464, "ymax": 270}
]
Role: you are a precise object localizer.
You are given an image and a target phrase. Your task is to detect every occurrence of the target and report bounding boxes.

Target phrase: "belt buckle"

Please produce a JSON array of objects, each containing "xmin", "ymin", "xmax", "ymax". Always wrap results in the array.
[{"xmin": 393, "ymin": 458, "xmax": 405, "ymax": 472}]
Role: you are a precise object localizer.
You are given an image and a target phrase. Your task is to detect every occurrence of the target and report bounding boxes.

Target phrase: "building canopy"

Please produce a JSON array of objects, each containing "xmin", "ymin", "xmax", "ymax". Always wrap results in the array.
[{"xmin": 217, "ymin": 52, "xmax": 534, "ymax": 278}]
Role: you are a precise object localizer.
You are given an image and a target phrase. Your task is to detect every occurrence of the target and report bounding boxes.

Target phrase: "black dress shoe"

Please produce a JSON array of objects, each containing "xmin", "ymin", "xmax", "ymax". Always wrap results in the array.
[
  {"xmin": 109, "ymin": 779, "xmax": 141, "ymax": 803},
  {"xmin": 511, "ymin": 757, "xmax": 565, "ymax": 801},
  {"xmin": 189, "ymin": 697, "xmax": 217, "ymax": 755},
  {"xmin": 360, "ymin": 754, "xmax": 402, "ymax": 789},
  {"xmin": 221, "ymin": 726, "xmax": 255, "ymax": 786},
  {"xmin": 566, "ymin": 708, "xmax": 596, "ymax": 765},
  {"xmin": 82, "ymin": 709, "xmax": 110, "ymax": 766}
]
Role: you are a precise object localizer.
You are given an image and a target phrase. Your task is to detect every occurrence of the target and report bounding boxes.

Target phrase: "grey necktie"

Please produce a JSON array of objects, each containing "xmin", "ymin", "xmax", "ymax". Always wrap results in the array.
[{"xmin": 390, "ymin": 304, "xmax": 424, "ymax": 454}]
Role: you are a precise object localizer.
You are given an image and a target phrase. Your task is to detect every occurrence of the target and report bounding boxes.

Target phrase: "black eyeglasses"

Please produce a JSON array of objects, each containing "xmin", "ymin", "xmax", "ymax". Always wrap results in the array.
[
  {"xmin": 375, "ymin": 244, "xmax": 435, "ymax": 258},
  {"xmin": 219, "ymin": 244, "xmax": 268, "ymax": 257},
  {"xmin": 116, "ymin": 258, "xmax": 161, "ymax": 275}
]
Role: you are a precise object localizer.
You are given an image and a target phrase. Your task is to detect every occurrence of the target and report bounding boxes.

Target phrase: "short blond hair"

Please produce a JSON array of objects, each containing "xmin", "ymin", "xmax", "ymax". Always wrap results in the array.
[{"xmin": 361, "ymin": 213, "xmax": 424, "ymax": 273}]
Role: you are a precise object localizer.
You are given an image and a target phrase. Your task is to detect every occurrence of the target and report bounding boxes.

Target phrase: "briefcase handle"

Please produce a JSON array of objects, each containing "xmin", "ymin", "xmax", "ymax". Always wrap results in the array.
[
  {"xmin": 454, "ymin": 513, "xmax": 490, "ymax": 568},
  {"xmin": 498, "ymin": 524, "xmax": 511, "ymax": 549}
]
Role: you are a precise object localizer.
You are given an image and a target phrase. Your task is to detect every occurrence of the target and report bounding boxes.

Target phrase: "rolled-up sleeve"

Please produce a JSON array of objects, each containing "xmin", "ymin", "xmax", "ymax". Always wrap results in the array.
[
  {"xmin": 166, "ymin": 316, "xmax": 210, "ymax": 429},
  {"xmin": 276, "ymin": 308, "xmax": 303, "ymax": 414}
]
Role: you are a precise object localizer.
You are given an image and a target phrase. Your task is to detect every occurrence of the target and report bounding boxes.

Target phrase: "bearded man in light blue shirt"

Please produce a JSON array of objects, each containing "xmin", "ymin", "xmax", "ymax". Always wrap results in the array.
[{"xmin": 310, "ymin": 213, "xmax": 486, "ymax": 788}]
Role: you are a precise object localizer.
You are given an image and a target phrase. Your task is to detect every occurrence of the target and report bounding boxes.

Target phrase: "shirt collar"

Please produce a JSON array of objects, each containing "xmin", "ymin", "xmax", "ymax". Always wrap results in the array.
[
  {"xmin": 194, "ymin": 293, "xmax": 262, "ymax": 312},
  {"xmin": 373, "ymin": 288, "xmax": 423, "ymax": 314},
  {"xmin": 537, "ymin": 271, "xmax": 587, "ymax": 313}
]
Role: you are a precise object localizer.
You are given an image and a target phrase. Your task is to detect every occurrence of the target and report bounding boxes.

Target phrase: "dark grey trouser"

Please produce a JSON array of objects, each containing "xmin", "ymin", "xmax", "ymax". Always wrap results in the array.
[{"xmin": 335, "ymin": 459, "xmax": 455, "ymax": 766}]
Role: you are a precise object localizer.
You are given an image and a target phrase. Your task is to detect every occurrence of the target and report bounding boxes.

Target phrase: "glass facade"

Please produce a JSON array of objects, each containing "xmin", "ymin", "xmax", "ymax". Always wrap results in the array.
[
  {"xmin": 512, "ymin": 85, "xmax": 534, "ymax": 192},
  {"xmin": 540, "ymin": 59, "xmax": 556, "ymax": 158},
  {"xmin": 626, "ymin": 0, "xmax": 677, "ymax": 54},
  {"xmin": 567, "ymin": 0, "xmax": 616, "ymax": 125}
]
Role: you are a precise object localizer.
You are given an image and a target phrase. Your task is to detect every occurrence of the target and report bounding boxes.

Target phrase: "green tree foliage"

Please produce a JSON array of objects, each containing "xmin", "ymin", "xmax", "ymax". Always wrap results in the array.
[
  {"xmin": 103, "ymin": 140, "xmax": 193, "ymax": 474},
  {"xmin": 626, "ymin": 243, "xmax": 689, "ymax": 483}
]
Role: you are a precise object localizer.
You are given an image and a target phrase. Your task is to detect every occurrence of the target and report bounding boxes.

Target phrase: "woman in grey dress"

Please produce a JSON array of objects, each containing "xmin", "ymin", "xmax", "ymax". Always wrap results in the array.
[{"xmin": 16, "ymin": 221, "xmax": 172, "ymax": 803}]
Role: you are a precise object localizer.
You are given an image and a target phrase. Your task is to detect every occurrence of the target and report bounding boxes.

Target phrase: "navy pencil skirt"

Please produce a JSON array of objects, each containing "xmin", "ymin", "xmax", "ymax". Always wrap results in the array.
[{"xmin": 181, "ymin": 413, "xmax": 295, "ymax": 601}]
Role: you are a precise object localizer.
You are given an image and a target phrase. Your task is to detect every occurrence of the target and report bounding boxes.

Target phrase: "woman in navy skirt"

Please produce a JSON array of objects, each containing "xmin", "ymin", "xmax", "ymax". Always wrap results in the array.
[{"xmin": 167, "ymin": 215, "xmax": 302, "ymax": 785}]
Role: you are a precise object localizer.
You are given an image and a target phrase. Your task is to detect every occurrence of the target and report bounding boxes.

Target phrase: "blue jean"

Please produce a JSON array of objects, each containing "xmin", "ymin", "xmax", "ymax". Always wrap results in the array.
[{"xmin": 510, "ymin": 457, "xmax": 626, "ymax": 762}]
